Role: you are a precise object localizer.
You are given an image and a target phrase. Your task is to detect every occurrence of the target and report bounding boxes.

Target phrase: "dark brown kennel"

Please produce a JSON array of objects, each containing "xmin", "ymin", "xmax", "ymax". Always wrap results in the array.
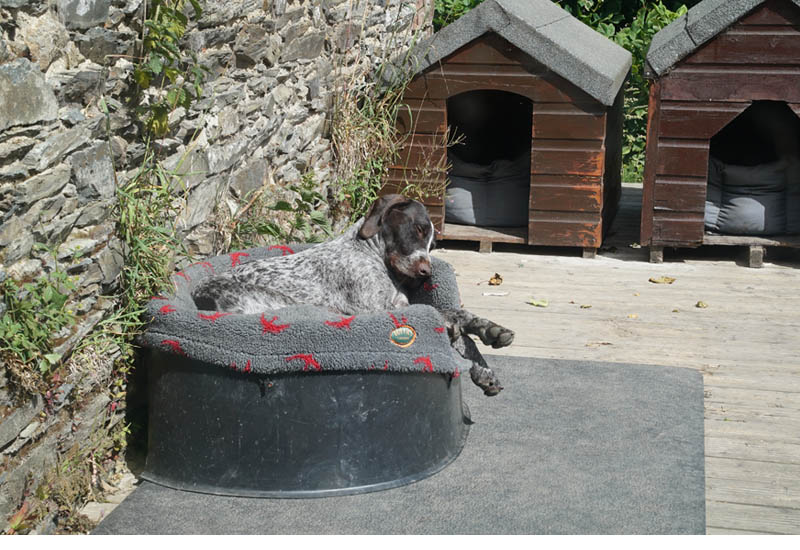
[
  {"xmin": 641, "ymin": 0, "xmax": 800, "ymax": 266},
  {"xmin": 383, "ymin": 0, "xmax": 631, "ymax": 254}
]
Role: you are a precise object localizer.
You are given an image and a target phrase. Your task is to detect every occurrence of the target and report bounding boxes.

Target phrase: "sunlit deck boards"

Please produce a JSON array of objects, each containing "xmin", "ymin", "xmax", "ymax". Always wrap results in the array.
[{"xmin": 435, "ymin": 183, "xmax": 800, "ymax": 535}]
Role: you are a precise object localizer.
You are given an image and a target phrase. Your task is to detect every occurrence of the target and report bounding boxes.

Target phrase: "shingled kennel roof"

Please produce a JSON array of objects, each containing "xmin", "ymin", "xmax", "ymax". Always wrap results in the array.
[
  {"xmin": 646, "ymin": 0, "xmax": 800, "ymax": 77},
  {"xmin": 404, "ymin": 0, "xmax": 632, "ymax": 107}
]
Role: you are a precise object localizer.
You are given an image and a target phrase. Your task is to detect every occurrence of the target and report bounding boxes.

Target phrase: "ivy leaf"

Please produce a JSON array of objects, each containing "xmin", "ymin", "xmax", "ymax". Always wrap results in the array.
[
  {"xmin": 147, "ymin": 54, "xmax": 164, "ymax": 75},
  {"xmin": 134, "ymin": 69, "xmax": 151, "ymax": 89}
]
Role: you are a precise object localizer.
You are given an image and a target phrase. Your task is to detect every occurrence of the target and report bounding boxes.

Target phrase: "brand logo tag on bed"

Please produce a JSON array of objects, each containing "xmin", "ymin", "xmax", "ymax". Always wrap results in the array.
[{"xmin": 390, "ymin": 325, "xmax": 416, "ymax": 348}]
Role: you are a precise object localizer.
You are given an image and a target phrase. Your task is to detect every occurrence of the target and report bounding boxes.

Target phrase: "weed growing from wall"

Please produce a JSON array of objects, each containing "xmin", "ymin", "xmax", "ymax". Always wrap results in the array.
[
  {"xmin": 0, "ymin": 245, "xmax": 78, "ymax": 394},
  {"xmin": 229, "ymin": 173, "xmax": 333, "ymax": 250}
]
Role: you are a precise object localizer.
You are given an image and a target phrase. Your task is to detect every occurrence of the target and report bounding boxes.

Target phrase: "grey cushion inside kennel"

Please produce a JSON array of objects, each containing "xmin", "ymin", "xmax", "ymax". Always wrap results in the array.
[
  {"xmin": 139, "ymin": 231, "xmax": 472, "ymax": 378},
  {"xmin": 705, "ymin": 158, "xmax": 788, "ymax": 235},
  {"xmin": 445, "ymin": 151, "xmax": 530, "ymax": 227}
]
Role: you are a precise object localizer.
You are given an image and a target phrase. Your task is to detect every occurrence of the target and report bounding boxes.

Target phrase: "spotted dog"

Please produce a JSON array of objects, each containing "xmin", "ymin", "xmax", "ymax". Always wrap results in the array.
[{"xmin": 192, "ymin": 194, "xmax": 513, "ymax": 395}]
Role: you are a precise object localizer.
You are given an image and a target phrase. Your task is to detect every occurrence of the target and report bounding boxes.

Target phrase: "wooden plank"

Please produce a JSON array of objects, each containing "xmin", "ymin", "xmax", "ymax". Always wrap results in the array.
[
  {"xmin": 404, "ymin": 67, "xmax": 596, "ymax": 104},
  {"xmin": 707, "ymin": 477, "xmax": 800, "ymax": 510},
  {"xmin": 704, "ymin": 386, "xmax": 800, "ymax": 411},
  {"xmin": 653, "ymin": 177, "xmax": 707, "ymax": 213},
  {"xmin": 706, "ymin": 527, "xmax": 776, "ymax": 535},
  {"xmin": 706, "ymin": 502, "xmax": 800, "ymax": 535},
  {"xmin": 706, "ymin": 436, "xmax": 800, "ymax": 465},
  {"xmin": 532, "ymin": 110, "xmax": 606, "ymax": 140},
  {"xmin": 532, "ymin": 141, "xmax": 605, "ymax": 177},
  {"xmin": 703, "ymin": 234, "xmax": 800, "ymax": 247},
  {"xmin": 641, "ymin": 80, "xmax": 662, "ymax": 245},
  {"xmin": 529, "ymin": 183, "xmax": 601, "ymax": 213},
  {"xmin": 442, "ymin": 33, "xmax": 553, "ymax": 75},
  {"xmin": 685, "ymin": 30, "xmax": 800, "ymax": 66},
  {"xmin": 394, "ymin": 138, "xmax": 446, "ymax": 169},
  {"xmin": 706, "ymin": 456, "xmax": 800, "ymax": 483},
  {"xmin": 441, "ymin": 223, "xmax": 526, "ymax": 244},
  {"xmin": 528, "ymin": 212, "xmax": 601, "ymax": 247},
  {"xmin": 654, "ymin": 139, "xmax": 709, "ymax": 178},
  {"xmin": 661, "ymin": 68, "xmax": 800, "ymax": 103},
  {"xmin": 651, "ymin": 212, "xmax": 704, "ymax": 245},
  {"xmin": 658, "ymin": 101, "xmax": 749, "ymax": 139},
  {"xmin": 738, "ymin": 0, "xmax": 800, "ymax": 26},
  {"xmin": 396, "ymin": 99, "xmax": 446, "ymax": 135},
  {"xmin": 705, "ymin": 414, "xmax": 800, "ymax": 440}
]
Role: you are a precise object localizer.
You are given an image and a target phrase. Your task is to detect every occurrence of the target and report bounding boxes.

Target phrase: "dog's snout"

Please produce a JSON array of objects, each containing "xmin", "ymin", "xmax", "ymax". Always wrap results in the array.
[{"xmin": 417, "ymin": 261, "xmax": 431, "ymax": 278}]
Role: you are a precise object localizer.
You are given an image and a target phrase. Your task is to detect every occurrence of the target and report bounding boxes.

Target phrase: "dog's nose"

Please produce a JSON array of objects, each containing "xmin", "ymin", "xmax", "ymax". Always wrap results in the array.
[{"xmin": 417, "ymin": 262, "xmax": 431, "ymax": 278}]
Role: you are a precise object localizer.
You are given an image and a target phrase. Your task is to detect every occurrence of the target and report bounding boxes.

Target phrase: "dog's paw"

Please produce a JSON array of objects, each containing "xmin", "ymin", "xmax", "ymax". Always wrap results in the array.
[
  {"xmin": 481, "ymin": 323, "xmax": 515, "ymax": 349},
  {"xmin": 469, "ymin": 363, "xmax": 503, "ymax": 396}
]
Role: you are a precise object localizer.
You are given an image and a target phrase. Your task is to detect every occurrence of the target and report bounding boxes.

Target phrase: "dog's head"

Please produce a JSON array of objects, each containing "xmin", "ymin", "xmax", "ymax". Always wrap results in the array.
[{"xmin": 358, "ymin": 194, "xmax": 436, "ymax": 282}]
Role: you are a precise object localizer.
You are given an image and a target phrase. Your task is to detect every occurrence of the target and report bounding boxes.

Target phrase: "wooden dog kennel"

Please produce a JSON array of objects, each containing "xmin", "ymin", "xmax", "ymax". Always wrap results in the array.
[
  {"xmin": 383, "ymin": 0, "xmax": 632, "ymax": 255},
  {"xmin": 641, "ymin": 0, "xmax": 800, "ymax": 266}
]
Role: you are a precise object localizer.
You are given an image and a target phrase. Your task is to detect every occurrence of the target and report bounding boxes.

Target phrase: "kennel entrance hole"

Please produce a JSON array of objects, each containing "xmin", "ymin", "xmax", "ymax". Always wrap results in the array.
[
  {"xmin": 444, "ymin": 90, "xmax": 532, "ymax": 232},
  {"xmin": 706, "ymin": 101, "xmax": 800, "ymax": 237}
]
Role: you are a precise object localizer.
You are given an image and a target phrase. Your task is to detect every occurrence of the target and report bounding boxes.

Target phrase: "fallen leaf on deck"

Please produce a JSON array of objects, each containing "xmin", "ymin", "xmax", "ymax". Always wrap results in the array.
[
  {"xmin": 586, "ymin": 341, "xmax": 613, "ymax": 347},
  {"xmin": 672, "ymin": 308, "xmax": 680, "ymax": 313},
  {"xmin": 627, "ymin": 313, "xmax": 639, "ymax": 319},
  {"xmin": 488, "ymin": 273, "xmax": 503, "ymax": 286},
  {"xmin": 649, "ymin": 276, "xmax": 676, "ymax": 284},
  {"xmin": 527, "ymin": 298, "xmax": 549, "ymax": 308},
  {"xmin": 580, "ymin": 304, "xmax": 592, "ymax": 309},
  {"xmin": 696, "ymin": 301, "xmax": 708, "ymax": 308}
]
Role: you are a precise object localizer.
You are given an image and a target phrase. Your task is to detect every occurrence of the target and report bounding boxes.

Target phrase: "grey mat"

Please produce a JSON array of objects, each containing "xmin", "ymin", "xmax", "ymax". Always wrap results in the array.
[{"xmin": 94, "ymin": 356, "xmax": 705, "ymax": 535}]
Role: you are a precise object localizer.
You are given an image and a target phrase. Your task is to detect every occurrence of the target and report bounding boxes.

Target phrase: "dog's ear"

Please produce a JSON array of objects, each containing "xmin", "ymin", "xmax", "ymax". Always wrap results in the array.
[{"xmin": 358, "ymin": 194, "xmax": 410, "ymax": 239}]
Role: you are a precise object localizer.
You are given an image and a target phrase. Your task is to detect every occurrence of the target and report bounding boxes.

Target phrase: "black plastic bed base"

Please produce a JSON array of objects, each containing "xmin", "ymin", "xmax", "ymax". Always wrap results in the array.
[{"xmin": 143, "ymin": 350, "xmax": 469, "ymax": 498}]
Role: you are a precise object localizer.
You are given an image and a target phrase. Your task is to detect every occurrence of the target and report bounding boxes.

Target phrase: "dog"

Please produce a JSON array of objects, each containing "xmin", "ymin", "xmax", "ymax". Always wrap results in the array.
[{"xmin": 191, "ymin": 194, "xmax": 513, "ymax": 395}]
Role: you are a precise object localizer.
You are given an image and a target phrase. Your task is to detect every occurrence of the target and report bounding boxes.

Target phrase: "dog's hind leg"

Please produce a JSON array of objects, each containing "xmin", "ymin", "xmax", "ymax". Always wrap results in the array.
[{"xmin": 192, "ymin": 279, "xmax": 297, "ymax": 314}]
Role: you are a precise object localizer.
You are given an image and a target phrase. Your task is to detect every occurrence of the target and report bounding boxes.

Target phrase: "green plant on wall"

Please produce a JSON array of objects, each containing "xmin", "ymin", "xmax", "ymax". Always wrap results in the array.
[
  {"xmin": 230, "ymin": 173, "xmax": 334, "ymax": 249},
  {"xmin": 133, "ymin": 0, "xmax": 207, "ymax": 137},
  {"xmin": 0, "ymin": 246, "xmax": 78, "ymax": 393}
]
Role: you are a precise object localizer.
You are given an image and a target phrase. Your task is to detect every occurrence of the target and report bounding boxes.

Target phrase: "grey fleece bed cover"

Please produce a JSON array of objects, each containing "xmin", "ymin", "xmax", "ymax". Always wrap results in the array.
[{"xmin": 139, "ymin": 243, "xmax": 473, "ymax": 378}]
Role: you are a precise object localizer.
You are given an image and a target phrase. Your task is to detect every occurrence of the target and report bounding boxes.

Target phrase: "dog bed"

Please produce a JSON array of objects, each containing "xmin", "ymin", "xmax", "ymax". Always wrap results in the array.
[
  {"xmin": 138, "ymin": 244, "xmax": 478, "ymax": 497},
  {"xmin": 140, "ymin": 244, "xmax": 472, "ymax": 378}
]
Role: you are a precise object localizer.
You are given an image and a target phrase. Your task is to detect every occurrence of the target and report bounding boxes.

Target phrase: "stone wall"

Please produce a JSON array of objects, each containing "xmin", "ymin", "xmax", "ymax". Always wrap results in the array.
[{"xmin": 0, "ymin": 0, "xmax": 430, "ymax": 532}]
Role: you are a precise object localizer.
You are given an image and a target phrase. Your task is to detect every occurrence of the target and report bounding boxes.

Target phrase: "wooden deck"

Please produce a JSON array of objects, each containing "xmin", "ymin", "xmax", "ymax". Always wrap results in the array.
[{"xmin": 435, "ymin": 183, "xmax": 800, "ymax": 535}]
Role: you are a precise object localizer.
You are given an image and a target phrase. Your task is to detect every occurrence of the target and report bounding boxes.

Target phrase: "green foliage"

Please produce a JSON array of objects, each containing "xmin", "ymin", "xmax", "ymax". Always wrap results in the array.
[
  {"xmin": 231, "ymin": 173, "xmax": 333, "ymax": 248},
  {"xmin": 0, "ymin": 247, "xmax": 77, "ymax": 382},
  {"xmin": 330, "ymin": 60, "xmax": 418, "ymax": 222},
  {"xmin": 433, "ymin": 0, "xmax": 485, "ymax": 29},
  {"xmin": 116, "ymin": 153, "xmax": 186, "ymax": 311},
  {"xmin": 113, "ymin": 0, "xmax": 208, "ymax": 337},
  {"xmin": 134, "ymin": 0, "xmax": 207, "ymax": 137},
  {"xmin": 333, "ymin": 158, "xmax": 386, "ymax": 223}
]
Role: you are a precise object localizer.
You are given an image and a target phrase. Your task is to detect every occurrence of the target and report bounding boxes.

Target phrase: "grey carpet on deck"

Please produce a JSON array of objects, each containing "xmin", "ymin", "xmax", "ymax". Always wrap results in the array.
[{"xmin": 94, "ymin": 355, "xmax": 705, "ymax": 535}]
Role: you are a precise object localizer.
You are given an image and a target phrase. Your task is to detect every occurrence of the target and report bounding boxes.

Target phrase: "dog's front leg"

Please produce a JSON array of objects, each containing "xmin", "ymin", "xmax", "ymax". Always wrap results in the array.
[
  {"xmin": 450, "ymin": 333, "xmax": 504, "ymax": 396},
  {"xmin": 441, "ymin": 308, "xmax": 515, "ymax": 349}
]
